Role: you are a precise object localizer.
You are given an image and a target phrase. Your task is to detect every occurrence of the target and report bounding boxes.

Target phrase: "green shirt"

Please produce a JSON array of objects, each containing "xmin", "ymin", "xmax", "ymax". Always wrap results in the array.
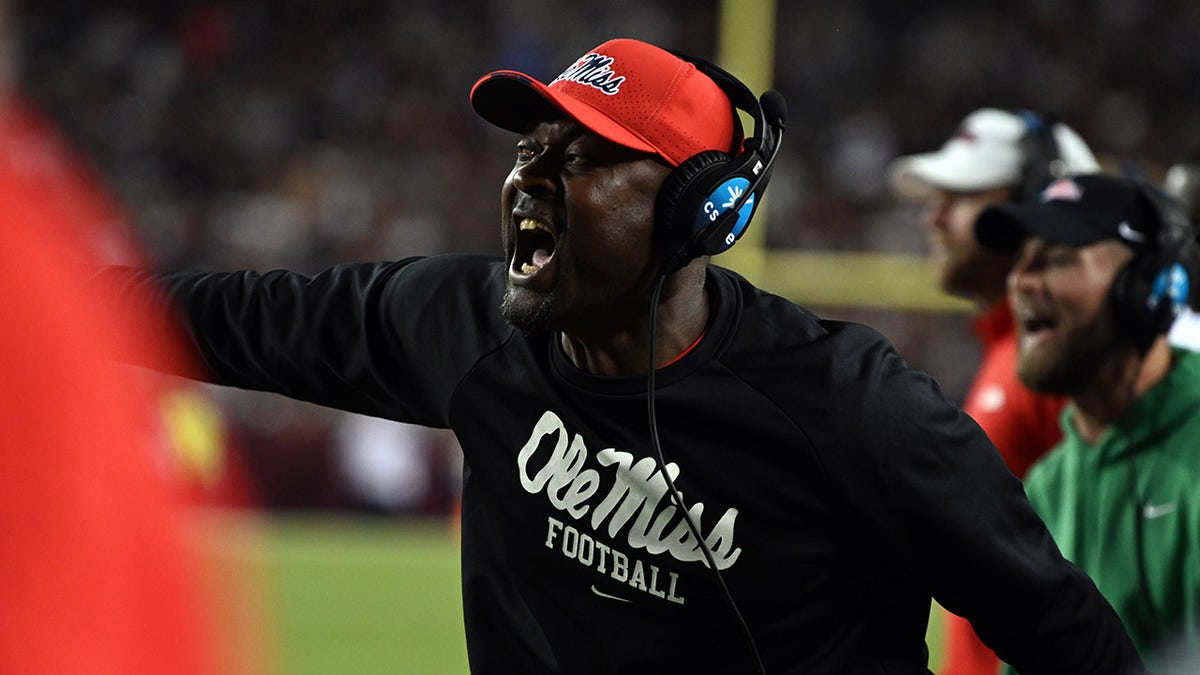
[{"xmin": 1022, "ymin": 348, "xmax": 1200, "ymax": 670}]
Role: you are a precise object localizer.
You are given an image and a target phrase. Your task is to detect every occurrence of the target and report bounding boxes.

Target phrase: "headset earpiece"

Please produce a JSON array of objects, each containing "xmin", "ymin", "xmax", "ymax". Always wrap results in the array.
[
  {"xmin": 1112, "ymin": 254, "xmax": 1189, "ymax": 352},
  {"xmin": 1110, "ymin": 182, "xmax": 1197, "ymax": 353},
  {"xmin": 655, "ymin": 52, "xmax": 786, "ymax": 277},
  {"xmin": 655, "ymin": 150, "xmax": 735, "ymax": 273}
]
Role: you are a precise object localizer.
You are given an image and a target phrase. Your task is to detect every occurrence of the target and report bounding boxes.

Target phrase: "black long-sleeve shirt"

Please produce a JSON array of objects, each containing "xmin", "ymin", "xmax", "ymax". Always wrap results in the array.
[{"xmin": 102, "ymin": 254, "xmax": 1145, "ymax": 674}]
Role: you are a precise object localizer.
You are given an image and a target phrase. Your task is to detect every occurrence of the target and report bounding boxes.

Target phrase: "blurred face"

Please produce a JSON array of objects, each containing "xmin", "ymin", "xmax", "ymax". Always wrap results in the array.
[
  {"xmin": 922, "ymin": 186, "xmax": 1017, "ymax": 300},
  {"xmin": 499, "ymin": 118, "xmax": 673, "ymax": 336},
  {"xmin": 1007, "ymin": 237, "xmax": 1135, "ymax": 395}
]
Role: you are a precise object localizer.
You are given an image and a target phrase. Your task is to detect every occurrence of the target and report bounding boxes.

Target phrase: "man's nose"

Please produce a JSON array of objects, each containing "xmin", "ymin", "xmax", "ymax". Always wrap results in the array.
[
  {"xmin": 510, "ymin": 155, "xmax": 557, "ymax": 197},
  {"xmin": 922, "ymin": 196, "xmax": 951, "ymax": 231},
  {"xmin": 1008, "ymin": 251, "xmax": 1041, "ymax": 296}
]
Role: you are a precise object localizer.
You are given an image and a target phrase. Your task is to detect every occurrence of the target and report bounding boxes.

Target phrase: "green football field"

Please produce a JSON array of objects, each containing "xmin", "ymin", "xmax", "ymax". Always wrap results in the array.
[
  {"xmin": 200, "ymin": 513, "xmax": 945, "ymax": 674},
  {"xmin": 199, "ymin": 514, "xmax": 468, "ymax": 674},
  {"xmin": 264, "ymin": 517, "xmax": 467, "ymax": 674}
]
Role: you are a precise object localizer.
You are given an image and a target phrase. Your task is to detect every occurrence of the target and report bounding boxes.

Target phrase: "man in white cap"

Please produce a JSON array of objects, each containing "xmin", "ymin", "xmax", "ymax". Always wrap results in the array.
[{"xmin": 887, "ymin": 108, "xmax": 1102, "ymax": 675}]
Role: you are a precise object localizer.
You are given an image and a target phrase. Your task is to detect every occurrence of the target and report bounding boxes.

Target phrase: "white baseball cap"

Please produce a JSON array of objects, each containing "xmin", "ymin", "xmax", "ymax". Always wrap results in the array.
[{"xmin": 887, "ymin": 108, "xmax": 1101, "ymax": 200}]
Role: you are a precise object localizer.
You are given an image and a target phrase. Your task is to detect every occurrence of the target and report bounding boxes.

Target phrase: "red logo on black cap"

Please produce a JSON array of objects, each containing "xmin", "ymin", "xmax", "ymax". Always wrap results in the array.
[{"xmin": 1040, "ymin": 177, "xmax": 1083, "ymax": 203}]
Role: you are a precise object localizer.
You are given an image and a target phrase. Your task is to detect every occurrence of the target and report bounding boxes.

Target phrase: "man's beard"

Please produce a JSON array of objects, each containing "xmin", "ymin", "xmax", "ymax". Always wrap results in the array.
[
  {"xmin": 1017, "ymin": 310, "xmax": 1127, "ymax": 396},
  {"xmin": 500, "ymin": 285, "xmax": 555, "ymax": 335},
  {"xmin": 940, "ymin": 249, "xmax": 1014, "ymax": 300}
]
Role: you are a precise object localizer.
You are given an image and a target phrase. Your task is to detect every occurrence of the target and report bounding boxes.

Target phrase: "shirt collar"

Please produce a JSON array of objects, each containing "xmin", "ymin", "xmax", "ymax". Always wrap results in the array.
[{"xmin": 1062, "ymin": 348, "xmax": 1200, "ymax": 461}]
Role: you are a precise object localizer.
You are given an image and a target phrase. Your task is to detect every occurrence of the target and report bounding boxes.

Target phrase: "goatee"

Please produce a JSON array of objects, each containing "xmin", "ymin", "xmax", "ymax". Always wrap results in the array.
[{"xmin": 500, "ymin": 285, "xmax": 555, "ymax": 336}]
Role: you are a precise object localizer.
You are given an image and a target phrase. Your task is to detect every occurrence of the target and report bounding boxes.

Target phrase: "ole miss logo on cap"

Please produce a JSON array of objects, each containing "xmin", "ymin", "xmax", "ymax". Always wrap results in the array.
[
  {"xmin": 952, "ymin": 127, "xmax": 979, "ymax": 143},
  {"xmin": 552, "ymin": 53, "xmax": 626, "ymax": 95},
  {"xmin": 1040, "ymin": 177, "xmax": 1083, "ymax": 203}
]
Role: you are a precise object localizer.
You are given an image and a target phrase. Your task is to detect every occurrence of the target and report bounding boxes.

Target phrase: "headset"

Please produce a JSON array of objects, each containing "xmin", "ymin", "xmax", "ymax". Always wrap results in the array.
[
  {"xmin": 643, "ymin": 52, "xmax": 786, "ymax": 675},
  {"xmin": 1109, "ymin": 181, "xmax": 1199, "ymax": 355},
  {"xmin": 654, "ymin": 51, "xmax": 787, "ymax": 276},
  {"xmin": 1108, "ymin": 182, "xmax": 1197, "ymax": 627},
  {"xmin": 1095, "ymin": 182, "xmax": 1200, "ymax": 639},
  {"xmin": 1108, "ymin": 181, "xmax": 1200, "ymax": 638},
  {"xmin": 1015, "ymin": 109, "xmax": 1064, "ymax": 203}
]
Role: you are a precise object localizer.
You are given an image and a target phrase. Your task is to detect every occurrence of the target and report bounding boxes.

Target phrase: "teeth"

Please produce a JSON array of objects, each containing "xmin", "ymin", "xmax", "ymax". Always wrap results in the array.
[
  {"xmin": 519, "ymin": 218, "xmax": 551, "ymax": 233},
  {"xmin": 514, "ymin": 218, "xmax": 553, "ymax": 276}
]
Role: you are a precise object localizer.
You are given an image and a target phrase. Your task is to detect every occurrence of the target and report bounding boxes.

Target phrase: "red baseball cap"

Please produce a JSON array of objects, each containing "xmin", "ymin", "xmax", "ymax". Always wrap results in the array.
[{"xmin": 470, "ymin": 38, "xmax": 739, "ymax": 167}]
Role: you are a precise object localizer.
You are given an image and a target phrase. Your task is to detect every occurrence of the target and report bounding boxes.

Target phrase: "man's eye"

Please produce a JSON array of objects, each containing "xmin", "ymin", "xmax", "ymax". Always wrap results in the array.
[
  {"xmin": 516, "ymin": 145, "xmax": 536, "ymax": 161},
  {"xmin": 1044, "ymin": 250, "xmax": 1075, "ymax": 267}
]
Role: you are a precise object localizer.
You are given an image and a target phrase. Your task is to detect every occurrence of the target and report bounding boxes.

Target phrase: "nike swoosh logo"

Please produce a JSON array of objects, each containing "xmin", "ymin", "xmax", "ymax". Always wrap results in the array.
[
  {"xmin": 1143, "ymin": 502, "xmax": 1178, "ymax": 519},
  {"xmin": 590, "ymin": 585, "xmax": 631, "ymax": 603},
  {"xmin": 1118, "ymin": 221, "xmax": 1147, "ymax": 243}
]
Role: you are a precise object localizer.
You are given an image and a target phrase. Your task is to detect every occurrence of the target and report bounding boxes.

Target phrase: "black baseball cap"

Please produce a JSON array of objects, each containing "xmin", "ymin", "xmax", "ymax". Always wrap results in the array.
[{"xmin": 975, "ymin": 174, "xmax": 1158, "ymax": 253}]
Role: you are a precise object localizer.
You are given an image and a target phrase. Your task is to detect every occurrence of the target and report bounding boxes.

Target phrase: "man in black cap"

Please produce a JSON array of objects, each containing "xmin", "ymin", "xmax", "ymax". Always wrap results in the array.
[{"xmin": 976, "ymin": 173, "xmax": 1200, "ymax": 670}]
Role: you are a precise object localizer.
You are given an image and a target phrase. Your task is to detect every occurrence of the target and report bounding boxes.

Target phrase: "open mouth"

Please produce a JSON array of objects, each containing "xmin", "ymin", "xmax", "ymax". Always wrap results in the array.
[
  {"xmin": 1016, "ymin": 305, "xmax": 1057, "ymax": 347},
  {"xmin": 511, "ymin": 217, "xmax": 557, "ymax": 278}
]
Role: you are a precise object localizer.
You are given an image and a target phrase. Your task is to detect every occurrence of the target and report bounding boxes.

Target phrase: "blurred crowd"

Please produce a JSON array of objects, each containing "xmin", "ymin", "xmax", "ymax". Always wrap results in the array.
[{"xmin": 11, "ymin": 0, "xmax": 1200, "ymax": 513}]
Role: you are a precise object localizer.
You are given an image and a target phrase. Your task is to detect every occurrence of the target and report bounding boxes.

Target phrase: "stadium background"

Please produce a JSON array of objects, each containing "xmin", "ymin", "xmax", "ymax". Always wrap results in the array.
[{"xmin": 10, "ymin": 0, "xmax": 1200, "ymax": 672}]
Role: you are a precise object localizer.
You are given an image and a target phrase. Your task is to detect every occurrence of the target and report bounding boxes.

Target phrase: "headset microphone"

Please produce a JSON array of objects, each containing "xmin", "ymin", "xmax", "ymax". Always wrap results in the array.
[{"xmin": 761, "ymin": 90, "xmax": 788, "ymax": 134}]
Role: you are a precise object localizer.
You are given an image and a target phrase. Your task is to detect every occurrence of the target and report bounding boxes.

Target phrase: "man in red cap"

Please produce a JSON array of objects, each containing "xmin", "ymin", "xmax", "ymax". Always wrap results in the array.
[{"xmin": 100, "ymin": 39, "xmax": 1143, "ymax": 673}]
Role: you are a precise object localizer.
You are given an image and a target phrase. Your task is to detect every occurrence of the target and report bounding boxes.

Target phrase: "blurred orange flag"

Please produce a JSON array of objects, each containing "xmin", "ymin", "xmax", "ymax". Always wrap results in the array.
[{"xmin": 0, "ymin": 93, "xmax": 270, "ymax": 674}]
